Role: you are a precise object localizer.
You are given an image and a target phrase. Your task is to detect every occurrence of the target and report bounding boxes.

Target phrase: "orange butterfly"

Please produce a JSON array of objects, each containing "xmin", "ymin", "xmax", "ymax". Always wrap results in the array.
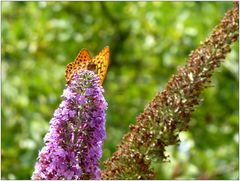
[{"xmin": 65, "ymin": 46, "xmax": 110, "ymax": 85}]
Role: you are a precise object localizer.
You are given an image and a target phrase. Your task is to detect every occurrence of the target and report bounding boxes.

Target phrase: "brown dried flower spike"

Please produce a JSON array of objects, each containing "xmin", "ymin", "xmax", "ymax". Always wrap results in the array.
[{"xmin": 101, "ymin": 3, "xmax": 238, "ymax": 180}]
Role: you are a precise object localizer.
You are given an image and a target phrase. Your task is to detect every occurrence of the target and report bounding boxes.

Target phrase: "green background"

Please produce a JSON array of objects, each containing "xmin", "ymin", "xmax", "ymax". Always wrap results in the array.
[{"xmin": 2, "ymin": 2, "xmax": 238, "ymax": 179}]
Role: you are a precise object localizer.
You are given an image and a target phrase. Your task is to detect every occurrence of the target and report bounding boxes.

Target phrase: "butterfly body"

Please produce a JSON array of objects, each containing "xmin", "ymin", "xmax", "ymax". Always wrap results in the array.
[{"xmin": 65, "ymin": 46, "xmax": 110, "ymax": 85}]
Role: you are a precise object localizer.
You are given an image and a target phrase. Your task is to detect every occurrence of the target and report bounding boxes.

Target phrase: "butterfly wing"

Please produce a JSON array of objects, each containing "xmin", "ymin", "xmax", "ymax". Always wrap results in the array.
[
  {"xmin": 65, "ymin": 47, "xmax": 110, "ymax": 85},
  {"xmin": 65, "ymin": 48, "xmax": 92, "ymax": 83},
  {"xmin": 91, "ymin": 46, "xmax": 110, "ymax": 85}
]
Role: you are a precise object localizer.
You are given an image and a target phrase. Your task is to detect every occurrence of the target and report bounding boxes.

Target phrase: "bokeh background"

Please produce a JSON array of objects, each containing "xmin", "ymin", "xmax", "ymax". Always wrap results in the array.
[{"xmin": 2, "ymin": 2, "xmax": 238, "ymax": 179}]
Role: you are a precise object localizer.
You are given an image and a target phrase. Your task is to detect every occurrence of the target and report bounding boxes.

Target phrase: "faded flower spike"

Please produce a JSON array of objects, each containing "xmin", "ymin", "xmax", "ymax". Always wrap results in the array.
[
  {"xmin": 101, "ymin": 3, "xmax": 238, "ymax": 180},
  {"xmin": 32, "ymin": 70, "xmax": 108, "ymax": 180}
]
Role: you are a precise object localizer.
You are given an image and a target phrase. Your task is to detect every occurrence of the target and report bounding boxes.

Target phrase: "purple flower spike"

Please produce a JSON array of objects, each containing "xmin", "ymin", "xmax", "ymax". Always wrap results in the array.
[{"xmin": 32, "ymin": 70, "xmax": 108, "ymax": 180}]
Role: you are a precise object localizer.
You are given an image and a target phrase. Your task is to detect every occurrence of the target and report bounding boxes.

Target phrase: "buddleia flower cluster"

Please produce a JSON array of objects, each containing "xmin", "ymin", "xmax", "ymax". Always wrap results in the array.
[
  {"xmin": 32, "ymin": 70, "xmax": 107, "ymax": 180},
  {"xmin": 101, "ymin": 3, "xmax": 238, "ymax": 179}
]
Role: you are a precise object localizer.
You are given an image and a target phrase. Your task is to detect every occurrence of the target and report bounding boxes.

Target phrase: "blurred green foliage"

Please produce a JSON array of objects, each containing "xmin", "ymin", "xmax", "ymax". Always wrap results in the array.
[{"xmin": 2, "ymin": 2, "xmax": 238, "ymax": 179}]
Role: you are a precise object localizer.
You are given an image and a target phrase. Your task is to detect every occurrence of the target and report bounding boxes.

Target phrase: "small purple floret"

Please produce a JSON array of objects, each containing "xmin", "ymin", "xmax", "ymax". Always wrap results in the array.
[{"xmin": 32, "ymin": 70, "xmax": 107, "ymax": 180}]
